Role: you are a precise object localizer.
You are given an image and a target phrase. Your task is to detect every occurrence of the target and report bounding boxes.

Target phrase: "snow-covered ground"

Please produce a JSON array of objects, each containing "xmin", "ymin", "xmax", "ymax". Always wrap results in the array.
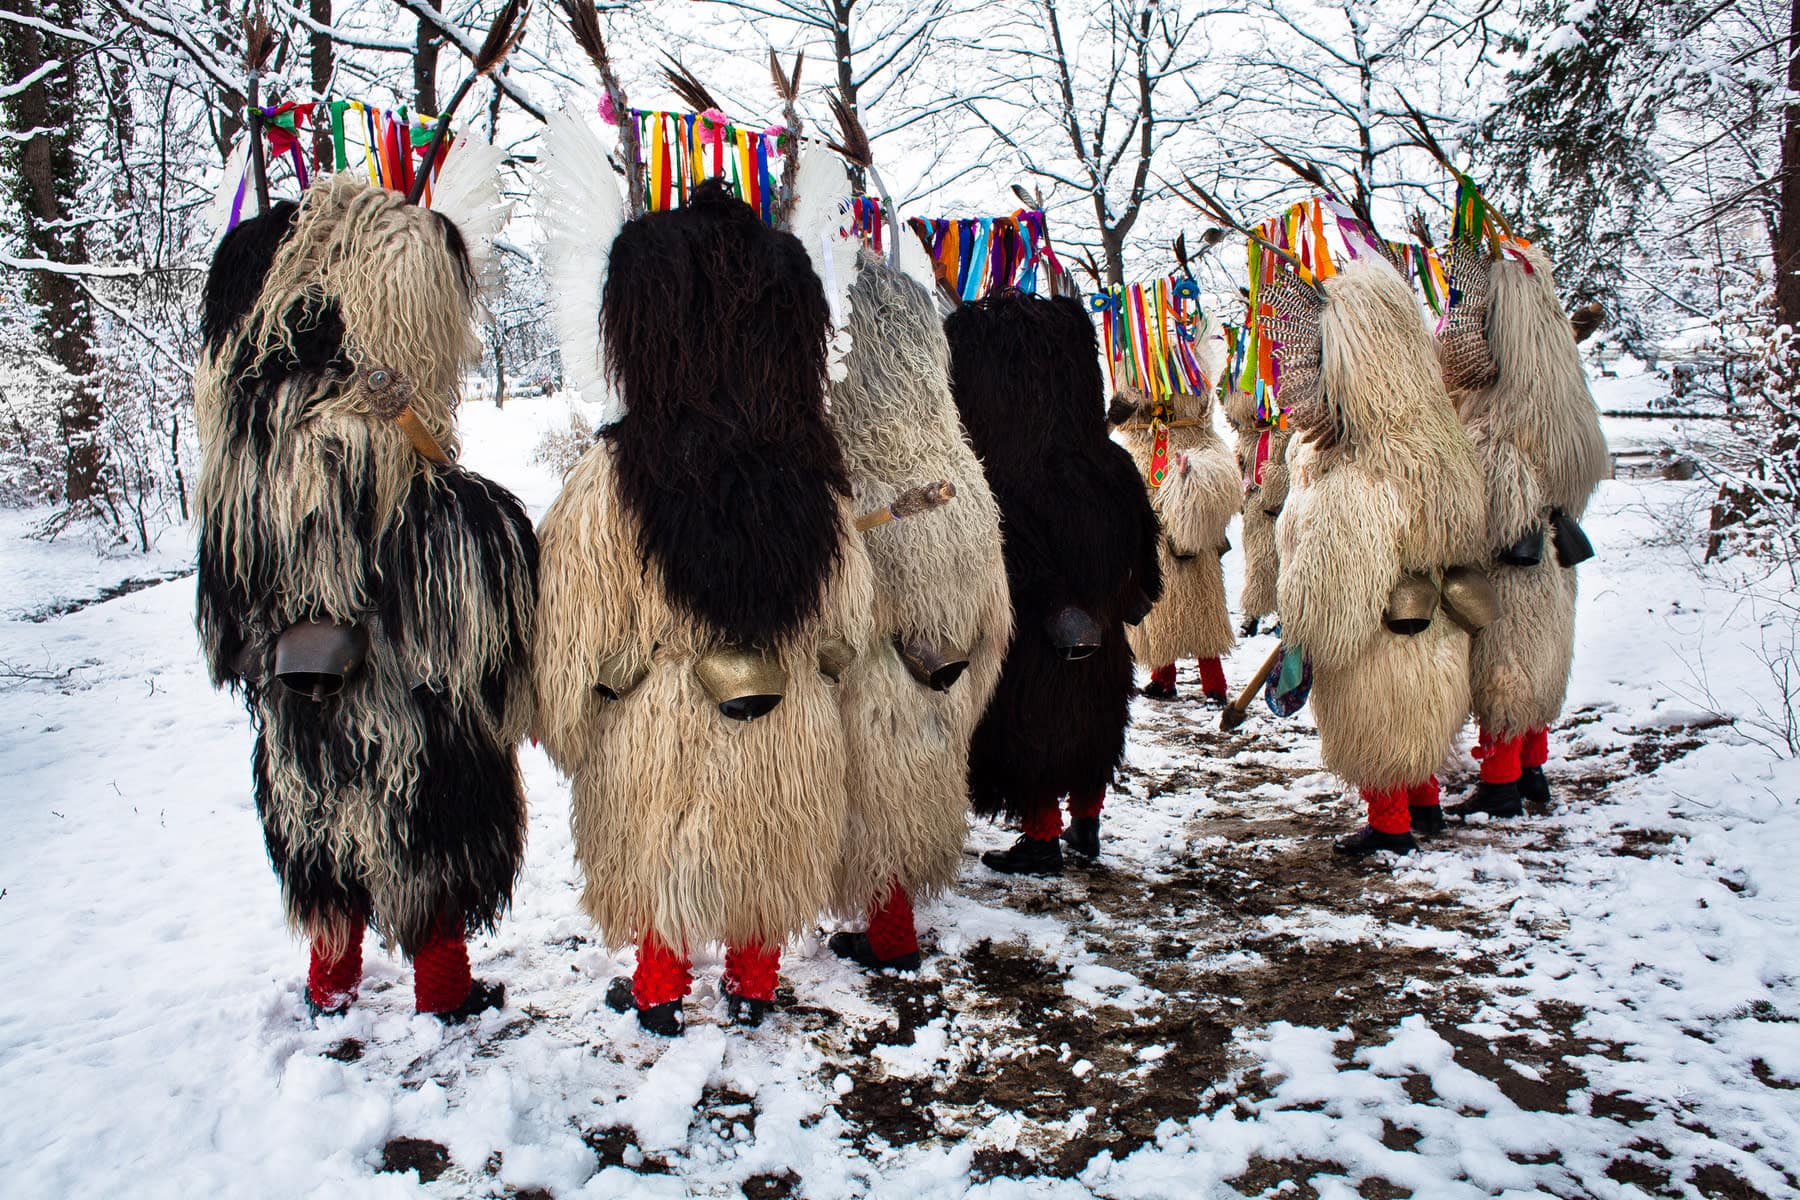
[{"xmin": 1, "ymin": 375, "xmax": 1796, "ymax": 1200}]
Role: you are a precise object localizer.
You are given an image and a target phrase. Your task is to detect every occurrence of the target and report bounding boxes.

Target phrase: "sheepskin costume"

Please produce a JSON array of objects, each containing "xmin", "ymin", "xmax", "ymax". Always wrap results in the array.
[
  {"xmin": 194, "ymin": 171, "xmax": 536, "ymax": 1018},
  {"xmin": 1270, "ymin": 257, "xmax": 1487, "ymax": 855},
  {"xmin": 822, "ymin": 251, "xmax": 1012, "ymax": 970},
  {"xmin": 1114, "ymin": 382, "xmax": 1239, "ymax": 702},
  {"xmin": 947, "ymin": 291, "xmax": 1162, "ymax": 875},
  {"xmin": 1224, "ymin": 380, "xmax": 1293, "ymax": 633},
  {"xmin": 531, "ymin": 176, "xmax": 876, "ymax": 1033},
  {"xmin": 1444, "ymin": 241, "xmax": 1610, "ymax": 814}
]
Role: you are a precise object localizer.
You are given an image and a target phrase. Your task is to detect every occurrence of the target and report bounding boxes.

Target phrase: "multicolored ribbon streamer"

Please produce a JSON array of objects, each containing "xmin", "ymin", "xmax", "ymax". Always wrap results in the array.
[
  {"xmin": 225, "ymin": 98, "xmax": 452, "ymax": 231},
  {"xmin": 619, "ymin": 107, "xmax": 787, "ymax": 224},
  {"xmin": 906, "ymin": 209, "xmax": 1061, "ymax": 300}
]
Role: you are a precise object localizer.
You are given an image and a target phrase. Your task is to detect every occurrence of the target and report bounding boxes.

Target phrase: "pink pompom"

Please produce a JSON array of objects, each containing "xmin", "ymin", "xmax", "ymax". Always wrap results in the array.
[{"xmin": 598, "ymin": 93, "xmax": 619, "ymax": 124}]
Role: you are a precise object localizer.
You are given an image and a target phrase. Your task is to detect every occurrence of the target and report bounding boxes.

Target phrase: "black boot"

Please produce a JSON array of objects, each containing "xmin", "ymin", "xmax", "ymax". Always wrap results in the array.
[
  {"xmin": 1141, "ymin": 680, "xmax": 1178, "ymax": 701},
  {"xmin": 1409, "ymin": 805, "xmax": 1446, "ymax": 837},
  {"xmin": 1240, "ymin": 616, "xmax": 1261, "ymax": 637},
  {"xmin": 433, "ymin": 978, "xmax": 506, "ymax": 1024},
  {"xmin": 1061, "ymin": 816, "xmax": 1101, "ymax": 859},
  {"xmin": 725, "ymin": 993, "xmax": 773, "ymax": 1028},
  {"xmin": 304, "ymin": 993, "xmax": 351, "ymax": 1021},
  {"xmin": 606, "ymin": 976, "xmax": 683, "ymax": 1037},
  {"xmin": 1334, "ymin": 825, "xmax": 1418, "ymax": 856},
  {"xmin": 828, "ymin": 930, "xmax": 922, "ymax": 973},
  {"xmin": 981, "ymin": 834, "xmax": 1064, "ymax": 876},
  {"xmin": 1449, "ymin": 779, "xmax": 1524, "ymax": 820},
  {"xmin": 1517, "ymin": 766, "xmax": 1551, "ymax": 808}
]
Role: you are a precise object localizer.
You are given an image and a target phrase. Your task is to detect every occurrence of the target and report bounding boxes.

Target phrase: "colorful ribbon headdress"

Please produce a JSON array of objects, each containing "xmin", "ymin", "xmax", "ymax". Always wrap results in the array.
[{"xmin": 906, "ymin": 208, "xmax": 1062, "ymax": 303}]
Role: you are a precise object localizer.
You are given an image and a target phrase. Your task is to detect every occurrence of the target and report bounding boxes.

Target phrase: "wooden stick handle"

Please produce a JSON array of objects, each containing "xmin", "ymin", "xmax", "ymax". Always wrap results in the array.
[
  {"xmin": 1220, "ymin": 642, "xmax": 1284, "ymax": 732},
  {"xmin": 854, "ymin": 480, "xmax": 955, "ymax": 532}
]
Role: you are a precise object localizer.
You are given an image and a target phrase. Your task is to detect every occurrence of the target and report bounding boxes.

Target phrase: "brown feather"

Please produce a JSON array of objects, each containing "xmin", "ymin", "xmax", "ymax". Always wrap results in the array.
[
  {"xmin": 662, "ymin": 56, "xmax": 721, "ymax": 116},
  {"xmin": 242, "ymin": 4, "xmax": 275, "ymax": 73},
  {"xmin": 559, "ymin": 0, "xmax": 609, "ymax": 70},
  {"xmin": 473, "ymin": 0, "xmax": 529, "ymax": 78},
  {"xmin": 827, "ymin": 93, "xmax": 873, "ymax": 168}
]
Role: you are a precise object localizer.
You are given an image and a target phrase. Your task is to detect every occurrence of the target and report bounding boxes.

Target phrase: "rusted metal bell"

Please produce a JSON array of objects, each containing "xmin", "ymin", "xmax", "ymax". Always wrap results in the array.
[
  {"xmin": 1499, "ymin": 527, "xmax": 1544, "ymax": 567},
  {"xmin": 1383, "ymin": 573, "xmax": 1440, "ymax": 636},
  {"xmin": 897, "ymin": 637, "xmax": 970, "ymax": 691},
  {"xmin": 1439, "ymin": 566, "xmax": 1500, "ymax": 634},
  {"xmin": 274, "ymin": 620, "xmax": 369, "ymax": 701},
  {"xmin": 1551, "ymin": 509, "xmax": 1594, "ymax": 567},
  {"xmin": 1123, "ymin": 587, "xmax": 1154, "ymax": 627},
  {"xmin": 594, "ymin": 650, "xmax": 650, "ymax": 701},
  {"xmin": 817, "ymin": 637, "xmax": 856, "ymax": 683},
  {"xmin": 1045, "ymin": 605, "xmax": 1104, "ymax": 661},
  {"xmin": 695, "ymin": 647, "xmax": 786, "ymax": 722}
]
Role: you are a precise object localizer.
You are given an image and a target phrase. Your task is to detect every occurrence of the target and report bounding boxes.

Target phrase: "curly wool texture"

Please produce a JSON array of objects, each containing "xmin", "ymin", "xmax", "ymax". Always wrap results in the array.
[
  {"xmin": 193, "ymin": 180, "xmax": 536, "ymax": 955},
  {"xmin": 600, "ymin": 181, "xmax": 848, "ymax": 647},
  {"xmin": 1224, "ymin": 383, "xmax": 1292, "ymax": 620},
  {"xmin": 1120, "ymin": 390, "xmax": 1237, "ymax": 665},
  {"xmin": 948, "ymin": 292, "xmax": 1162, "ymax": 820},
  {"xmin": 1454, "ymin": 243, "xmax": 1611, "ymax": 736},
  {"xmin": 1276, "ymin": 258, "xmax": 1485, "ymax": 790},
  {"xmin": 826, "ymin": 255, "xmax": 1012, "ymax": 914},
  {"xmin": 534, "ymin": 189, "xmax": 874, "ymax": 951},
  {"xmin": 532, "ymin": 446, "xmax": 876, "ymax": 950}
]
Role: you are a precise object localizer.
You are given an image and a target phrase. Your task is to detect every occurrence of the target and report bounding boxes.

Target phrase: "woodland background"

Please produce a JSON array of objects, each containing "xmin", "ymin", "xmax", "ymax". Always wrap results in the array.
[{"xmin": 0, "ymin": 0, "xmax": 1789, "ymax": 583}]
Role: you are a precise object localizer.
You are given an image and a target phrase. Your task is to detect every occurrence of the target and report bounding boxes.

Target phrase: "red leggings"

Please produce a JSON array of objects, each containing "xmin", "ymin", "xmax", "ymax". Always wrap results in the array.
[
  {"xmin": 865, "ymin": 880, "xmax": 919, "ymax": 961},
  {"xmin": 634, "ymin": 934, "xmax": 782, "ymax": 1006},
  {"xmin": 1152, "ymin": 659, "xmax": 1228, "ymax": 696},
  {"xmin": 1021, "ymin": 788, "xmax": 1107, "ymax": 839},
  {"xmin": 1364, "ymin": 778, "xmax": 1440, "ymax": 834},
  {"xmin": 1477, "ymin": 726, "xmax": 1550, "ymax": 783},
  {"xmin": 307, "ymin": 911, "xmax": 472, "ymax": 1014}
]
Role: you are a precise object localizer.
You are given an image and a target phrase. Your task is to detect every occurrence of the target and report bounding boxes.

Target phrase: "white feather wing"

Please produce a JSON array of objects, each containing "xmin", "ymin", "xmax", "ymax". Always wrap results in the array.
[
  {"xmin": 536, "ymin": 108, "xmax": 626, "ymax": 417},
  {"xmin": 428, "ymin": 135, "xmax": 513, "ymax": 303}
]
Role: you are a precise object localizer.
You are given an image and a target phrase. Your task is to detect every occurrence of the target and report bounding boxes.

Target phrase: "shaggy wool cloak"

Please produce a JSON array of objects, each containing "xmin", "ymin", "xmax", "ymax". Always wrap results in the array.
[
  {"xmin": 826, "ymin": 253, "xmax": 1013, "ymax": 917},
  {"xmin": 194, "ymin": 177, "xmax": 537, "ymax": 956},
  {"xmin": 1118, "ymin": 390, "xmax": 1239, "ymax": 666},
  {"xmin": 947, "ymin": 291, "xmax": 1162, "ymax": 821},
  {"xmin": 1276, "ymin": 259, "xmax": 1487, "ymax": 791},
  {"xmin": 1451, "ymin": 244, "xmax": 1611, "ymax": 738},
  {"xmin": 1224, "ymin": 383, "xmax": 1293, "ymax": 623},
  {"xmin": 531, "ymin": 184, "xmax": 876, "ymax": 952}
]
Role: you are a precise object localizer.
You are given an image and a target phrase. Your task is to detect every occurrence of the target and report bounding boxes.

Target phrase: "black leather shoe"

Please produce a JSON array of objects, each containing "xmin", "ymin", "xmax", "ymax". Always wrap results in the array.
[
  {"xmin": 1409, "ymin": 805, "xmax": 1446, "ymax": 837},
  {"xmin": 1449, "ymin": 780, "xmax": 1524, "ymax": 819},
  {"xmin": 606, "ymin": 976, "xmax": 683, "ymax": 1037},
  {"xmin": 1141, "ymin": 680, "xmax": 1178, "ymax": 701},
  {"xmin": 982, "ymin": 834, "xmax": 1064, "ymax": 876},
  {"xmin": 1061, "ymin": 816, "xmax": 1101, "ymax": 859},
  {"xmin": 828, "ymin": 930, "xmax": 922, "ymax": 973},
  {"xmin": 1517, "ymin": 765, "xmax": 1551, "ymax": 807},
  {"xmin": 432, "ymin": 978, "xmax": 505, "ymax": 1024},
  {"xmin": 1334, "ymin": 825, "xmax": 1418, "ymax": 856},
  {"xmin": 726, "ymin": 993, "xmax": 772, "ymax": 1028}
]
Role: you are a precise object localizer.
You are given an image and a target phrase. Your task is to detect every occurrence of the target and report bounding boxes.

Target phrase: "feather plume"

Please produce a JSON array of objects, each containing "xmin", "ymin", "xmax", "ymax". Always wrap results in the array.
[
  {"xmin": 557, "ymin": 0, "xmax": 641, "ymax": 217},
  {"xmin": 426, "ymin": 134, "xmax": 512, "ymax": 305},
  {"xmin": 537, "ymin": 108, "xmax": 625, "ymax": 420},
  {"xmin": 769, "ymin": 49, "xmax": 802, "ymax": 104},
  {"xmin": 242, "ymin": 4, "xmax": 275, "ymax": 72},
  {"xmin": 472, "ymin": 0, "xmax": 530, "ymax": 77},
  {"xmin": 1173, "ymin": 175, "xmax": 1319, "ymax": 293},
  {"xmin": 771, "ymin": 52, "xmax": 806, "ymax": 226},
  {"xmin": 826, "ymin": 94, "xmax": 872, "ymax": 168},
  {"xmin": 662, "ymin": 56, "xmax": 721, "ymax": 117}
]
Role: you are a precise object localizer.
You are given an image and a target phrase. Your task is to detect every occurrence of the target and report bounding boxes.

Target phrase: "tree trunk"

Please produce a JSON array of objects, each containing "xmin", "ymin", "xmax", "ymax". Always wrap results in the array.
[
  {"xmin": 1776, "ymin": 0, "xmax": 1800, "ymax": 329},
  {"xmin": 310, "ymin": 0, "xmax": 334, "ymax": 167},
  {"xmin": 415, "ymin": 18, "xmax": 440, "ymax": 115},
  {"xmin": 1, "ymin": 0, "xmax": 106, "ymax": 507}
]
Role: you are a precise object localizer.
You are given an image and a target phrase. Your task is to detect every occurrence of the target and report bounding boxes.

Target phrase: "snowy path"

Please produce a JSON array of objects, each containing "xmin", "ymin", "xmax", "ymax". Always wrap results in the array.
[{"xmin": 1, "ymin": 393, "xmax": 1796, "ymax": 1199}]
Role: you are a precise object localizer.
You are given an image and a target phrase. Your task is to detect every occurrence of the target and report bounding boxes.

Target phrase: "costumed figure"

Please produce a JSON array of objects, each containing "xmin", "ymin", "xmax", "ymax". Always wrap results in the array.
[
  {"xmin": 193, "ymin": 5, "xmax": 535, "ymax": 1018},
  {"xmin": 1187, "ymin": 181, "xmax": 1490, "ymax": 856},
  {"xmin": 824, "ymin": 251, "xmax": 1012, "ymax": 970},
  {"xmin": 820, "ymin": 121, "xmax": 1011, "ymax": 972},
  {"xmin": 1223, "ymin": 326, "xmax": 1294, "ymax": 638},
  {"xmin": 1423, "ymin": 159, "xmax": 1610, "ymax": 819},
  {"xmin": 947, "ymin": 284, "xmax": 1162, "ymax": 873},
  {"xmin": 1100, "ymin": 273, "xmax": 1238, "ymax": 703},
  {"xmin": 531, "ymin": 28, "xmax": 874, "ymax": 1035}
]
